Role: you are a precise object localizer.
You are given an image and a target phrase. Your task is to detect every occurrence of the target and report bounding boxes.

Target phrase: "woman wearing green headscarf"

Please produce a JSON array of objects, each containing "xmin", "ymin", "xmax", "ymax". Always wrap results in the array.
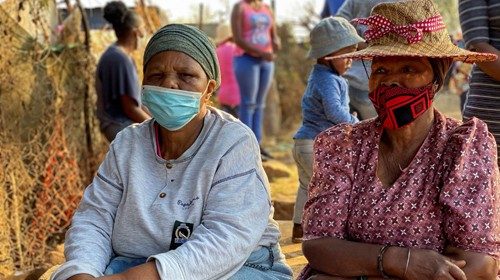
[{"xmin": 49, "ymin": 24, "xmax": 292, "ymax": 280}]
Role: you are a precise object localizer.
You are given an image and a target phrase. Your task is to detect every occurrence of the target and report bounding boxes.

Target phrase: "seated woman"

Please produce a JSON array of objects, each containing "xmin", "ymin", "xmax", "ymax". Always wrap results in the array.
[
  {"xmin": 299, "ymin": 0, "xmax": 499, "ymax": 279},
  {"xmin": 50, "ymin": 24, "xmax": 293, "ymax": 280}
]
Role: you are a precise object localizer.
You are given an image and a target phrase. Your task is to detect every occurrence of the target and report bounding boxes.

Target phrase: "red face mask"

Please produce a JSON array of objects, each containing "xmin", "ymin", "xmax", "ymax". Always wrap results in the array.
[{"xmin": 369, "ymin": 83, "xmax": 436, "ymax": 130}]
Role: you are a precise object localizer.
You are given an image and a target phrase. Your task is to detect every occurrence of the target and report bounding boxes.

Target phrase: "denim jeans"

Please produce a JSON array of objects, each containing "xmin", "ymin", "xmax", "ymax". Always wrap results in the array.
[
  {"xmin": 103, "ymin": 245, "xmax": 292, "ymax": 279},
  {"xmin": 229, "ymin": 245, "xmax": 293, "ymax": 280},
  {"xmin": 292, "ymin": 139, "xmax": 315, "ymax": 224},
  {"xmin": 234, "ymin": 54, "xmax": 275, "ymax": 142}
]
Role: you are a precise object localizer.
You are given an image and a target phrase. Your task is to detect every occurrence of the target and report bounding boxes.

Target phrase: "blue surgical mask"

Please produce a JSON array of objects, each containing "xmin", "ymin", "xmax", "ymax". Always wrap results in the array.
[{"xmin": 142, "ymin": 85, "xmax": 203, "ymax": 131}]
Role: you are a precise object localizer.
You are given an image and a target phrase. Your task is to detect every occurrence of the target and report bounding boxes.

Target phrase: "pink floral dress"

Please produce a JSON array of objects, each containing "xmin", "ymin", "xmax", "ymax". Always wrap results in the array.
[{"xmin": 299, "ymin": 110, "xmax": 499, "ymax": 279}]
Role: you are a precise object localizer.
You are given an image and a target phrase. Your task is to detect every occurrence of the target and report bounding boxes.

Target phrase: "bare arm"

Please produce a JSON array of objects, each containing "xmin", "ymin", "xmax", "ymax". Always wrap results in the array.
[
  {"xmin": 303, "ymin": 237, "xmax": 467, "ymax": 280},
  {"xmin": 68, "ymin": 275, "xmax": 95, "ymax": 280},
  {"xmin": 269, "ymin": 8, "xmax": 281, "ymax": 53},
  {"xmin": 445, "ymin": 246, "xmax": 499, "ymax": 280},
  {"xmin": 458, "ymin": 0, "xmax": 499, "ymax": 80},
  {"xmin": 469, "ymin": 42, "xmax": 500, "ymax": 81},
  {"xmin": 120, "ymin": 95, "xmax": 150, "ymax": 123},
  {"xmin": 230, "ymin": 2, "xmax": 272, "ymax": 59},
  {"xmin": 96, "ymin": 262, "xmax": 160, "ymax": 280}
]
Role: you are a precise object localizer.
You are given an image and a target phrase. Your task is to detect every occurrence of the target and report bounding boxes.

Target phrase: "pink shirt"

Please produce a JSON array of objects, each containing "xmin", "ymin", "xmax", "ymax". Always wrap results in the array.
[
  {"xmin": 299, "ymin": 110, "xmax": 499, "ymax": 279},
  {"xmin": 235, "ymin": 1, "xmax": 273, "ymax": 57},
  {"xmin": 216, "ymin": 42, "xmax": 240, "ymax": 107}
]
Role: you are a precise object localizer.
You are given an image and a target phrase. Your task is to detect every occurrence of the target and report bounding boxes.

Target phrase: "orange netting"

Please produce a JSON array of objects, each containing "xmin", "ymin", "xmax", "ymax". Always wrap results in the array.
[{"xmin": 0, "ymin": 0, "xmax": 108, "ymax": 276}]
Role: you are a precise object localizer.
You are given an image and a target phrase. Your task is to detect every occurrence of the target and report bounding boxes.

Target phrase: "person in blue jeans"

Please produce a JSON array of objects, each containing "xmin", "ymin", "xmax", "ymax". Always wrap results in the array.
[
  {"xmin": 231, "ymin": 0, "xmax": 281, "ymax": 160},
  {"xmin": 292, "ymin": 17, "xmax": 362, "ymax": 242}
]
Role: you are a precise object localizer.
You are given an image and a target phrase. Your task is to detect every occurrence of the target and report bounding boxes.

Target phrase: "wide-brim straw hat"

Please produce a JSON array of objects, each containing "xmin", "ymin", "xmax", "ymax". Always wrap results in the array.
[{"xmin": 330, "ymin": 0, "xmax": 497, "ymax": 63}]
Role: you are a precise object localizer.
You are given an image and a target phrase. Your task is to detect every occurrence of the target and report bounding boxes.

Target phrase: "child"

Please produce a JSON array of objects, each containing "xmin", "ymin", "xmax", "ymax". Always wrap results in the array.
[
  {"xmin": 292, "ymin": 16, "xmax": 362, "ymax": 242},
  {"xmin": 215, "ymin": 23, "xmax": 240, "ymax": 118}
]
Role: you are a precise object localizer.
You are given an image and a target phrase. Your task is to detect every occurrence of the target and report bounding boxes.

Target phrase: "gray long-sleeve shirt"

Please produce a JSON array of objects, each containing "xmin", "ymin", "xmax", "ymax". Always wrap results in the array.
[{"xmin": 51, "ymin": 108, "xmax": 281, "ymax": 280}]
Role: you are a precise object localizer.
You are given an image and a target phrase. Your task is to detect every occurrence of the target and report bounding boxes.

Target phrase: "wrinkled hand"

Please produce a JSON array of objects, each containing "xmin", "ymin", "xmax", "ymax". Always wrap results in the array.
[
  {"xmin": 307, "ymin": 275, "xmax": 349, "ymax": 280},
  {"xmin": 96, "ymin": 274, "xmax": 124, "ymax": 280},
  {"xmin": 403, "ymin": 248, "xmax": 466, "ymax": 280}
]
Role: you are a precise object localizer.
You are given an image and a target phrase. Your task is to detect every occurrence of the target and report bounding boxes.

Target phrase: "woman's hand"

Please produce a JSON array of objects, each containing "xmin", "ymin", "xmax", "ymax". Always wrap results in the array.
[
  {"xmin": 397, "ymin": 248, "xmax": 466, "ymax": 280},
  {"xmin": 307, "ymin": 275, "xmax": 351, "ymax": 280},
  {"xmin": 445, "ymin": 246, "xmax": 499, "ymax": 280}
]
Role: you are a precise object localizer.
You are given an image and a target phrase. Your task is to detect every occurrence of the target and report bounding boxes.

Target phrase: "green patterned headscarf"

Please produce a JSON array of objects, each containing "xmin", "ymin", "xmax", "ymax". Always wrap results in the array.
[{"xmin": 143, "ymin": 24, "xmax": 221, "ymax": 88}]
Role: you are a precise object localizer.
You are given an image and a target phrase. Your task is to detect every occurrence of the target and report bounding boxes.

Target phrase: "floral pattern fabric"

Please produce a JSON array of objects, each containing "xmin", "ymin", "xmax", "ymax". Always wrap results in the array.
[{"xmin": 299, "ymin": 110, "xmax": 499, "ymax": 279}]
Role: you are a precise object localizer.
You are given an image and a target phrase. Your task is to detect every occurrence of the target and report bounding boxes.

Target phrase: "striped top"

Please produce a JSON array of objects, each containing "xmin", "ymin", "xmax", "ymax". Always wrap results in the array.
[
  {"xmin": 459, "ymin": 0, "xmax": 500, "ymax": 167},
  {"xmin": 459, "ymin": 0, "xmax": 500, "ymax": 50}
]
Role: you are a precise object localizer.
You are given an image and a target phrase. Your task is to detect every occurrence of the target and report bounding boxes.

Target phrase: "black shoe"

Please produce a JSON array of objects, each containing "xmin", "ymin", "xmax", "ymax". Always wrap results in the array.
[{"xmin": 260, "ymin": 146, "xmax": 274, "ymax": 160}]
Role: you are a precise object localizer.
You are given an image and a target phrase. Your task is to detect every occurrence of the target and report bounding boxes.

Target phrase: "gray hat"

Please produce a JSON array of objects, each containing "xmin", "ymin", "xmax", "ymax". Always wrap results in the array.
[
  {"xmin": 143, "ymin": 24, "xmax": 221, "ymax": 88},
  {"xmin": 307, "ymin": 16, "xmax": 364, "ymax": 59}
]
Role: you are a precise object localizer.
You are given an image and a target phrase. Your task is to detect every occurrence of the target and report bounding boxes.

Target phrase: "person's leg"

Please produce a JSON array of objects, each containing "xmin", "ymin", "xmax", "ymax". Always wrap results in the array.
[
  {"xmin": 229, "ymin": 245, "xmax": 293, "ymax": 280},
  {"xmin": 252, "ymin": 60, "xmax": 275, "ymax": 142},
  {"xmin": 348, "ymin": 85, "xmax": 377, "ymax": 120},
  {"xmin": 234, "ymin": 55, "xmax": 260, "ymax": 132},
  {"xmin": 291, "ymin": 139, "xmax": 315, "ymax": 242}
]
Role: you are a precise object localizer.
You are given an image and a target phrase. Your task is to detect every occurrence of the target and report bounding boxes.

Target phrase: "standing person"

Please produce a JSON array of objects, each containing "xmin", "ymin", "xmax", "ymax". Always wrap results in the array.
[
  {"xmin": 298, "ymin": 0, "xmax": 499, "ymax": 279},
  {"xmin": 336, "ymin": 0, "xmax": 399, "ymax": 120},
  {"xmin": 96, "ymin": 1, "xmax": 150, "ymax": 142},
  {"xmin": 291, "ymin": 17, "xmax": 362, "ymax": 243},
  {"xmin": 231, "ymin": 0, "xmax": 281, "ymax": 160},
  {"xmin": 459, "ymin": 0, "xmax": 500, "ymax": 166},
  {"xmin": 48, "ymin": 24, "xmax": 293, "ymax": 280},
  {"xmin": 320, "ymin": 0, "xmax": 346, "ymax": 18},
  {"xmin": 215, "ymin": 23, "xmax": 240, "ymax": 118}
]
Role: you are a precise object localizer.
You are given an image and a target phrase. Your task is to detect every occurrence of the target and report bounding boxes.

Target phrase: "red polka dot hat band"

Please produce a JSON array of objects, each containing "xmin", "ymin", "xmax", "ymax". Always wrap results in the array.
[{"xmin": 353, "ymin": 14, "xmax": 445, "ymax": 45}]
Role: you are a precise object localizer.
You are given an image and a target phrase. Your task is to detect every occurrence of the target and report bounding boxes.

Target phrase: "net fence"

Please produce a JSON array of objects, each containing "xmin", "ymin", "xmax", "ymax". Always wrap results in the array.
[{"xmin": 0, "ymin": 1, "xmax": 109, "ymax": 276}]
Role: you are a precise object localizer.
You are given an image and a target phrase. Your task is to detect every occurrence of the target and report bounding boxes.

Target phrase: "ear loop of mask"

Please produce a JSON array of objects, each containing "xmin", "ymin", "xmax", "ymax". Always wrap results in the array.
[{"xmin": 362, "ymin": 59, "xmax": 369, "ymax": 79}]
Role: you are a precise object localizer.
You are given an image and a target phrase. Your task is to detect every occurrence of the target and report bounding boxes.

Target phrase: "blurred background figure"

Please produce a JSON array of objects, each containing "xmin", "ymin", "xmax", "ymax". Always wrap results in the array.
[
  {"xmin": 320, "ymin": 0, "xmax": 346, "ymax": 18},
  {"xmin": 447, "ymin": 61, "xmax": 472, "ymax": 113},
  {"xmin": 96, "ymin": 0, "xmax": 150, "ymax": 142},
  {"xmin": 459, "ymin": 0, "xmax": 500, "ymax": 166},
  {"xmin": 215, "ymin": 23, "xmax": 240, "ymax": 118},
  {"xmin": 231, "ymin": 0, "xmax": 281, "ymax": 160},
  {"xmin": 336, "ymin": 0, "xmax": 399, "ymax": 120}
]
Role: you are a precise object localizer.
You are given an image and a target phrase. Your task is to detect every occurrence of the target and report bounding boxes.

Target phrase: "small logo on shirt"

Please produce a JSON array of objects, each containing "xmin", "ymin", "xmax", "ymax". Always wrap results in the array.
[
  {"xmin": 177, "ymin": 196, "xmax": 199, "ymax": 209},
  {"xmin": 170, "ymin": 220, "xmax": 194, "ymax": 250}
]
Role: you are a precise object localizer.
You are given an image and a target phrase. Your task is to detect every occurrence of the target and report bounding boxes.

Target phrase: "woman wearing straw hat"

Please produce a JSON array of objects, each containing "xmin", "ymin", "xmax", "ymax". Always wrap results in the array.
[
  {"xmin": 48, "ymin": 24, "xmax": 292, "ymax": 280},
  {"xmin": 298, "ymin": 0, "xmax": 499, "ymax": 279}
]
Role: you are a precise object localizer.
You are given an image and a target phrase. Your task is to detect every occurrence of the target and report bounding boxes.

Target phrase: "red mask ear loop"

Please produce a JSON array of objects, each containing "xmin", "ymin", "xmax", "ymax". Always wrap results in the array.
[{"xmin": 362, "ymin": 59, "xmax": 369, "ymax": 79}]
